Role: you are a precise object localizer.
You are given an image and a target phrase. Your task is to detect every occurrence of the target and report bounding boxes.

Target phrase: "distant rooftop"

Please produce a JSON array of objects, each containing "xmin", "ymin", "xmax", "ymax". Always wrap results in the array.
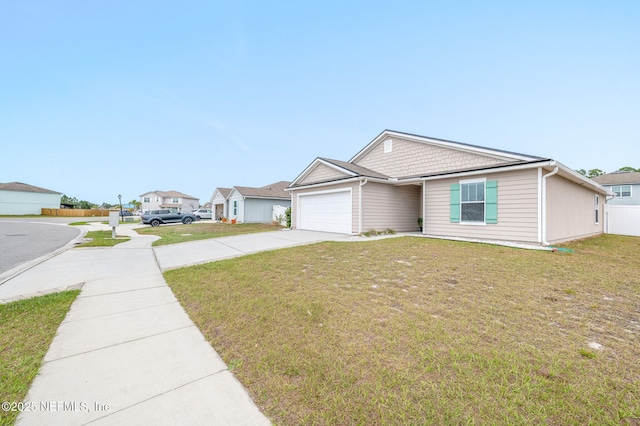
[{"xmin": 592, "ymin": 171, "xmax": 640, "ymax": 185}]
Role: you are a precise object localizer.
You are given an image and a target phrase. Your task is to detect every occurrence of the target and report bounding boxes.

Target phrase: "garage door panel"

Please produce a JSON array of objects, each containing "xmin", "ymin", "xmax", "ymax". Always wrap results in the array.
[{"xmin": 298, "ymin": 191, "xmax": 351, "ymax": 234}]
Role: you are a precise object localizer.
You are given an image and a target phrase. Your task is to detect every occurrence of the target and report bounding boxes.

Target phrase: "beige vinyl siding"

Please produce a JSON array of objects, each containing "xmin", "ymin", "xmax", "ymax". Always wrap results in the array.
[
  {"xmin": 290, "ymin": 181, "xmax": 359, "ymax": 232},
  {"xmin": 545, "ymin": 175, "xmax": 604, "ymax": 244},
  {"xmin": 362, "ymin": 183, "xmax": 421, "ymax": 232},
  {"xmin": 424, "ymin": 169, "xmax": 540, "ymax": 243},
  {"xmin": 355, "ymin": 136, "xmax": 509, "ymax": 178},
  {"xmin": 299, "ymin": 163, "xmax": 350, "ymax": 185}
]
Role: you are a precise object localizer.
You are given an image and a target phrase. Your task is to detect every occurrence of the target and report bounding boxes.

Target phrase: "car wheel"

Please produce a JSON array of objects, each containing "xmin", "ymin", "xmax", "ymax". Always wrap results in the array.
[
  {"xmin": 182, "ymin": 217, "xmax": 193, "ymax": 224},
  {"xmin": 150, "ymin": 219, "xmax": 161, "ymax": 227}
]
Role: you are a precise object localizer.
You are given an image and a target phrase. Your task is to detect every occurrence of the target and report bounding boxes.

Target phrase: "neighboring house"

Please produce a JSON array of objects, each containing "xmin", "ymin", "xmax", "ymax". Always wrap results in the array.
[
  {"xmin": 139, "ymin": 190, "xmax": 199, "ymax": 213},
  {"xmin": 226, "ymin": 181, "xmax": 292, "ymax": 223},
  {"xmin": 210, "ymin": 187, "xmax": 231, "ymax": 220},
  {"xmin": 592, "ymin": 171, "xmax": 640, "ymax": 237},
  {"xmin": 0, "ymin": 182, "xmax": 62, "ymax": 215},
  {"xmin": 592, "ymin": 171, "xmax": 640, "ymax": 205},
  {"xmin": 287, "ymin": 130, "xmax": 612, "ymax": 245}
]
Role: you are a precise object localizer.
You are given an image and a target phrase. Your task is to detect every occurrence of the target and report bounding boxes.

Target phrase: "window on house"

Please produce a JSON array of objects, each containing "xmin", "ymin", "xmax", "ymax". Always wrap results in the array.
[
  {"xmin": 461, "ymin": 181, "xmax": 485, "ymax": 222},
  {"xmin": 233, "ymin": 200, "xmax": 238, "ymax": 216},
  {"xmin": 172, "ymin": 197, "xmax": 180, "ymax": 203},
  {"xmin": 450, "ymin": 180, "xmax": 498, "ymax": 224},
  {"xmin": 595, "ymin": 195, "xmax": 599, "ymax": 224},
  {"xmin": 611, "ymin": 185, "xmax": 631, "ymax": 197},
  {"xmin": 143, "ymin": 197, "xmax": 150, "ymax": 203}
]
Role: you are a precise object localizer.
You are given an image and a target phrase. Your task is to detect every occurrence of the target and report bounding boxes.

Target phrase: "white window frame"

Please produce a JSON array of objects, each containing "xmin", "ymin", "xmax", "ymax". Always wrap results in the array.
[
  {"xmin": 611, "ymin": 185, "xmax": 632, "ymax": 198},
  {"xmin": 460, "ymin": 178, "xmax": 487, "ymax": 225},
  {"xmin": 595, "ymin": 194, "xmax": 600, "ymax": 224},
  {"xmin": 172, "ymin": 197, "xmax": 180, "ymax": 203},
  {"xmin": 143, "ymin": 197, "xmax": 150, "ymax": 203}
]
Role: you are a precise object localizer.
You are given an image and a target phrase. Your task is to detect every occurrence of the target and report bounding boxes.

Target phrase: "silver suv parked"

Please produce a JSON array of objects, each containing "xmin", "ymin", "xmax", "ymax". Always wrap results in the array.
[{"xmin": 140, "ymin": 209, "xmax": 197, "ymax": 227}]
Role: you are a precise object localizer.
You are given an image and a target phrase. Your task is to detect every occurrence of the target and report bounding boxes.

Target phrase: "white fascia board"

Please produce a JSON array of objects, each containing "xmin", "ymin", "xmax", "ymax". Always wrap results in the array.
[
  {"xmin": 554, "ymin": 162, "xmax": 615, "ymax": 196},
  {"xmin": 420, "ymin": 160, "xmax": 555, "ymax": 181},
  {"xmin": 290, "ymin": 158, "xmax": 358, "ymax": 187},
  {"xmin": 288, "ymin": 177, "xmax": 361, "ymax": 191}
]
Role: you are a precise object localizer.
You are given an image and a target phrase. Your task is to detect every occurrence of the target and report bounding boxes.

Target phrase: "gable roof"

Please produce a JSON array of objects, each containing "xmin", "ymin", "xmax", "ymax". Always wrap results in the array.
[
  {"xmin": 350, "ymin": 129, "xmax": 545, "ymax": 164},
  {"xmin": 140, "ymin": 190, "xmax": 198, "ymax": 200},
  {"xmin": 288, "ymin": 157, "xmax": 389, "ymax": 188},
  {"xmin": 287, "ymin": 130, "xmax": 611, "ymax": 195},
  {"xmin": 592, "ymin": 171, "xmax": 640, "ymax": 185},
  {"xmin": 231, "ymin": 181, "xmax": 291, "ymax": 199},
  {"xmin": 0, "ymin": 182, "xmax": 61, "ymax": 194}
]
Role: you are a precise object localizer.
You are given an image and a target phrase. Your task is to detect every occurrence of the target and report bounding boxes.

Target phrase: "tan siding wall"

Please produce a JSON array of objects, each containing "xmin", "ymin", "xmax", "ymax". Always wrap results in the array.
[
  {"xmin": 362, "ymin": 183, "xmax": 421, "ymax": 232},
  {"xmin": 299, "ymin": 163, "xmax": 349, "ymax": 185},
  {"xmin": 424, "ymin": 169, "xmax": 540, "ymax": 243},
  {"xmin": 290, "ymin": 182, "xmax": 359, "ymax": 232},
  {"xmin": 355, "ymin": 136, "xmax": 508, "ymax": 178},
  {"xmin": 545, "ymin": 175, "xmax": 604, "ymax": 244}
]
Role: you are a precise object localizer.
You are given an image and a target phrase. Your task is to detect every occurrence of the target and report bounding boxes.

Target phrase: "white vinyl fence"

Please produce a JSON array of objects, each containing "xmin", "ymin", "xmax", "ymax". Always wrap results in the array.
[
  {"xmin": 606, "ymin": 205, "xmax": 640, "ymax": 237},
  {"xmin": 272, "ymin": 205, "xmax": 289, "ymax": 226}
]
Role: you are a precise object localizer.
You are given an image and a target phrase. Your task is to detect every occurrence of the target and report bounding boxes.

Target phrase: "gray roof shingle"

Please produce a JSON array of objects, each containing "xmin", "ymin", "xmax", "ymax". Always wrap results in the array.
[{"xmin": 0, "ymin": 182, "xmax": 61, "ymax": 194}]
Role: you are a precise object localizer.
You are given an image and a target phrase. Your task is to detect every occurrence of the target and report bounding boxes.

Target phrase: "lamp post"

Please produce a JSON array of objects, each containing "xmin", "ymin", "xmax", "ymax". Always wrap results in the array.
[{"xmin": 118, "ymin": 194, "xmax": 123, "ymax": 222}]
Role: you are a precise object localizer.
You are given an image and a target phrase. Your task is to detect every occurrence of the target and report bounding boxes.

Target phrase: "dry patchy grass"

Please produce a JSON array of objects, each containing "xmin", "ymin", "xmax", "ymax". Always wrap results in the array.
[
  {"xmin": 165, "ymin": 234, "xmax": 640, "ymax": 425},
  {"xmin": 0, "ymin": 291, "xmax": 80, "ymax": 426}
]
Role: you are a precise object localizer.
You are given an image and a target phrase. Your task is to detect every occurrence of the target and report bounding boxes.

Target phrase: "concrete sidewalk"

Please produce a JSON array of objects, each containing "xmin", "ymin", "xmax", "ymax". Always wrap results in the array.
[{"xmin": 3, "ymin": 224, "xmax": 352, "ymax": 425}]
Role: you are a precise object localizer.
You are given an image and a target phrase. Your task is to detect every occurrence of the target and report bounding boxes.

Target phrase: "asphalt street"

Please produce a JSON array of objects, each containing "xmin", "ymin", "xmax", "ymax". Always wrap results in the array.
[{"xmin": 0, "ymin": 220, "xmax": 82, "ymax": 274}]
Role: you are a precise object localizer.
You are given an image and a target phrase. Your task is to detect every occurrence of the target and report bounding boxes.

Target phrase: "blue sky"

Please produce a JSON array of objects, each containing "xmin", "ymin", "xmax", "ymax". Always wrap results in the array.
[{"xmin": 1, "ymin": 1, "xmax": 638, "ymax": 206}]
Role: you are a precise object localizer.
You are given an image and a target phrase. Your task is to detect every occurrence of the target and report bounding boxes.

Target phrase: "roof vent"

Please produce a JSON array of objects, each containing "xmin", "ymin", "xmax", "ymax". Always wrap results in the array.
[{"xmin": 384, "ymin": 139, "xmax": 393, "ymax": 153}]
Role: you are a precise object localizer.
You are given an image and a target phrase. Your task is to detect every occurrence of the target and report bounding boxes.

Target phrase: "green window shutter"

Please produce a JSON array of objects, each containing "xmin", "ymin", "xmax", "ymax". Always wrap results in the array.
[
  {"xmin": 450, "ymin": 184, "xmax": 460, "ymax": 223},
  {"xmin": 485, "ymin": 180, "xmax": 498, "ymax": 224}
]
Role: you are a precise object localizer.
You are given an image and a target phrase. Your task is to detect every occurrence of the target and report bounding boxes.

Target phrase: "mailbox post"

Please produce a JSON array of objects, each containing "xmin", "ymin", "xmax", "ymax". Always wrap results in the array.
[{"xmin": 109, "ymin": 211, "xmax": 120, "ymax": 239}]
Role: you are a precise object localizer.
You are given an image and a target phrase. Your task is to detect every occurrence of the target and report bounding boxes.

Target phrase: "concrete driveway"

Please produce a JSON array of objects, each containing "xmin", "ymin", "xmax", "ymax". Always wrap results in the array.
[{"xmin": 154, "ymin": 229, "xmax": 353, "ymax": 271}]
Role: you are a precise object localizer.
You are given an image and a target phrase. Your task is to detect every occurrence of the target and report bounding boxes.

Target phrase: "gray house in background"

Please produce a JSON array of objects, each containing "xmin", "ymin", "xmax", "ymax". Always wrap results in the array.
[
  {"xmin": 226, "ymin": 181, "xmax": 291, "ymax": 223},
  {"xmin": 0, "ymin": 182, "xmax": 62, "ymax": 215},
  {"xmin": 592, "ymin": 171, "xmax": 640, "ymax": 205}
]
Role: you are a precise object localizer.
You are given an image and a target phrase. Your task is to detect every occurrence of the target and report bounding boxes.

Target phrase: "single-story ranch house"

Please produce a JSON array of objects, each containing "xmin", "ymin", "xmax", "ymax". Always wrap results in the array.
[
  {"xmin": 213, "ymin": 181, "xmax": 291, "ymax": 223},
  {"xmin": 0, "ymin": 182, "xmax": 62, "ymax": 215},
  {"xmin": 287, "ymin": 130, "xmax": 612, "ymax": 245}
]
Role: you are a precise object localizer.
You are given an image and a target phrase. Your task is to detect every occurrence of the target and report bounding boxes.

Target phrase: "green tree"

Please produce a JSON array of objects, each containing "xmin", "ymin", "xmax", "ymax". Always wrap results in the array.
[
  {"xmin": 616, "ymin": 166, "xmax": 639, "ymax": 172},
  {"xmin": 576, "ymin": 169, "xmax": 587, "ymax": 176},
  {"xmin": 587, "ymin": 169, "xmax": 604, "ymax": 178}
]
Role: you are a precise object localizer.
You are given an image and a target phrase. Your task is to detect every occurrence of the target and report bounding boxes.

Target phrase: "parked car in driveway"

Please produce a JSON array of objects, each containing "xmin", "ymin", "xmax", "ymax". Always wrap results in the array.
[
  {"xmin": 140, "ymin": 209, "xmax": 198, "ymax": 227},
  {"xmin": 192, "ymin": 209, "xmax": 213, "ymax": 219}
]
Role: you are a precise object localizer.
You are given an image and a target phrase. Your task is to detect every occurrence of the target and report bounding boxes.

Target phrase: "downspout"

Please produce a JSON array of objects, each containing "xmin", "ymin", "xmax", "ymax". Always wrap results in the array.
[
  {"xmin": 541, "ymin": 165, "xmax": 559, "ymax": 246},
  {"xmin": 359, "ymin": 179, "xmax": 368, "ymax": 234}
]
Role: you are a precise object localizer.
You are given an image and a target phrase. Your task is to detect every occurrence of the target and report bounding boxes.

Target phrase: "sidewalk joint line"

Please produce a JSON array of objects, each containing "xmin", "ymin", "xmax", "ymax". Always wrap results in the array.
[
  {"xmin": 45, "ymin": 324, "xmax": 196, "ymax": 363},
  {"xmin": 82, "ymin": 369, "xmax": 229, "ymax": 425},
  {"xmin": 62, "ymin": 300, "xmax": 180, "ymax": 323}
]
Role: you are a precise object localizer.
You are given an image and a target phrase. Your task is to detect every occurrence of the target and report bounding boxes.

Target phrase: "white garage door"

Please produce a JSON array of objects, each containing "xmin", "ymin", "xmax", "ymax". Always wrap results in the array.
[{"xmin": 298, "ymin": 190, "xmax": 352, "ymax": 234}]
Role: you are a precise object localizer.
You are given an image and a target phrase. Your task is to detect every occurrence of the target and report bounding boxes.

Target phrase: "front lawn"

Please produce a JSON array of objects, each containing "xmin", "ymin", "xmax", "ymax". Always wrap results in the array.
[
  {"xmin": 165, "ymin": 234, "xmax": 640, "ymax": 425},
  {"xmin": 0, "ymin": 291, "xmax": 80, "ymax": 426},
  {"xmin": 135, "ymin": 222, "xmax": 283, "ymax": 246}
]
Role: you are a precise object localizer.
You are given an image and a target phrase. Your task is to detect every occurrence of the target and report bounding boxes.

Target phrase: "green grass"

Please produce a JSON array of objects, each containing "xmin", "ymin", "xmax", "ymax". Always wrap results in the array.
[
  {"xmin": 78, "ymin": 231, "xmax": 130, "ymax": 247},
  {"xmin": 135, "ymin": 222, "xmax": 284, "ymax": 246},
  {"xmin": 165, "ymin": 234, "xmax": 640, "ymax": 425},
  {"xmin": 0, "ymin": 291, "xmax": 80, "ymax": 426}
]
